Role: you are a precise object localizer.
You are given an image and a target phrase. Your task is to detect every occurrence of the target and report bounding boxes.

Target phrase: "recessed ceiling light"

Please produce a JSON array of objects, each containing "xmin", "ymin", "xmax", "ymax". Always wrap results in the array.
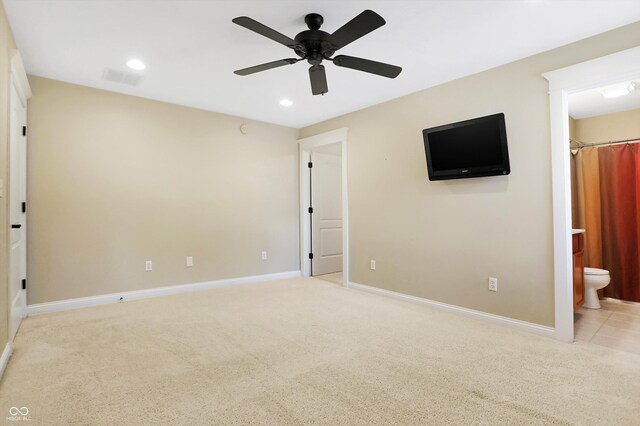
[
  {"xmin": 126, "ymin": 59, "xmax": 146, "ymax": 71},
  {"xmin": 600, "ymin": 81, "xmax": 636, "ymax": 99},
  {"xmin": 602, "ymin": 88, "xmax": 629, "ymax": 99},
  {"xmin": 279, "ymin": 99, "xmax": 293, "ymax": 107}
]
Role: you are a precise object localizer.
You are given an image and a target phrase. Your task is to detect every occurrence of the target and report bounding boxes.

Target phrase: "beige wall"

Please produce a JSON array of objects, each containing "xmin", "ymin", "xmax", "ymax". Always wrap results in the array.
[
  {"xmin": 569, "ymin": 116, "xmax": 576, "ymax": 141},
  {"xmin": 0, "ymin": 3, "xmax": 17, "ymax": 350},
  {"xmin": 574, "ymin": 108, "xmax": 640, "ymax": 144},
  {"xmin": 300, "ymin": 22, "xmax": 640, "ymax": 327},
  {"xmin": 27, "ymin": 77, "xmax": 300, "ymax": 304}
]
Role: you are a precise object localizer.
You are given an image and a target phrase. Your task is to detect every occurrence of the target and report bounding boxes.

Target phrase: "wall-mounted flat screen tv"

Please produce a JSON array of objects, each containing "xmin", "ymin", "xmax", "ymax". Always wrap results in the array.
[{"xmin": 422, "ymin": 113, "xmax": 510, "ymax": 181}]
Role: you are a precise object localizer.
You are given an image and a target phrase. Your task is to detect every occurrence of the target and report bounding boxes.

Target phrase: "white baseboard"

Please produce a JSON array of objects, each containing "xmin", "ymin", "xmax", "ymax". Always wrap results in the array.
[
  {"xmin": 347, "ymin": 281, "xmax": 556, "ymax": 339},
  {"xmin": 0, "ymin": 342, "xmax": 13, "ymax": 379},
  {"xmin": 27, "ymin": 270, "xmax": 301, "ymax": 316}
]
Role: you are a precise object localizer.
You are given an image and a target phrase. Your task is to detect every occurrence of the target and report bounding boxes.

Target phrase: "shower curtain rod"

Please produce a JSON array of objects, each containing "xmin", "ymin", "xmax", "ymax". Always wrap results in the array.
[{"xmin": 570, "ymin": 137, "xmax": 640, "ymax": 149}]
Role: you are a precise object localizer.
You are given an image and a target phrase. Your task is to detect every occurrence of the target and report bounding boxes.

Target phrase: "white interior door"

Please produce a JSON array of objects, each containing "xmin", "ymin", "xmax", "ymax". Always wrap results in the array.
[
  {"xmin": 8, "ymin": 81, "xmax": 27, "ymax": 340},
  {"xmin": 311, "ymin": 152, "xmax": 342, "ymax": 276}
]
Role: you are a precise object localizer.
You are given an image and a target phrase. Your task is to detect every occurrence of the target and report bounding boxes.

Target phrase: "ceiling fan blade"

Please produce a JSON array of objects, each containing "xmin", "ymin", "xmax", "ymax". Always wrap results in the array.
[
  {"xmin": 329, "ymin": 10, "xmax": 386, "ymax": 51},
  {"xmin": 309, "ymin": 65, "xmax": 328, "ymax": 95},
  {"xmin": 232, "ymin": 16, "xmax": 298, "ymax": 48},
  {"xmin": 333, "ymin": 55, "xmax": 402, "ymax": 78},
  {"xmin": 234, "ymin": 58, "xmax": 299, "ymax": 76}
]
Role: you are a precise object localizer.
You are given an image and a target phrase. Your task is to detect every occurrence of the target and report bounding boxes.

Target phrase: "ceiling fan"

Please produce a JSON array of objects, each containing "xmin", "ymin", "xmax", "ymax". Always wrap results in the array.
[{"xmin": 232, "ymin": 10, "xmax": 402, "ymax": 96}]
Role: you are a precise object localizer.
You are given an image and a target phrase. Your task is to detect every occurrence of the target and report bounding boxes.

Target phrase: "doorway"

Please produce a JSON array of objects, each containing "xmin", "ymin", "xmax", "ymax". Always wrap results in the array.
[
  {"xmin": 567, "ymin": 85, "xmax": 640, "ymax": 354},
  {"xmin": 8, "ymin": 52, "xmax": 31, "ymax": 341},
  {"xmin": 543, "ymin": 46, "xmax": 640, "ymax": 342},
  {"xmin": 298, "ymin": 128, "xmax": 349, "ymax": 287}
]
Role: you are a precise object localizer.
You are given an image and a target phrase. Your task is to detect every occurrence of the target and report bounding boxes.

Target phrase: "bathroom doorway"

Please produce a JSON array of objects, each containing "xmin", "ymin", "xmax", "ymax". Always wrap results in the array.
[
  {"xmin": 544, "ymin": 46, "xmax": 640, "ymax": 344},
  {"xmin": 567, "ymin": 81, "xmax": 640, "ymax": 355}
]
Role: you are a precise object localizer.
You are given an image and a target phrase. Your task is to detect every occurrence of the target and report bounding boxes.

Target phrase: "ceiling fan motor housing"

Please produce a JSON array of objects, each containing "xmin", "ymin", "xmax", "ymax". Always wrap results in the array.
[{"xmin": 294, "ymin": 14, "xmax": 336, "ymax": 64}]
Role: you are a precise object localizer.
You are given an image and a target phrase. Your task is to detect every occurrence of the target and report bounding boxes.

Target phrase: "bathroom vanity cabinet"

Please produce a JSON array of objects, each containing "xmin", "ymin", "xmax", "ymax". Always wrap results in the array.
[{"xmin": 572, "ymin": 232, "xmax": 585, "ymax": 312}]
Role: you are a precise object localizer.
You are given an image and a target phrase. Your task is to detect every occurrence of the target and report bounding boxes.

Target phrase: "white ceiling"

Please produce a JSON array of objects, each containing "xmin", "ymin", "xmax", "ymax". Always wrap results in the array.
[
  {"xmin": 569, "ymin": 80, "xmax": 640, "ymax": 119},
  {"xmin": 4, "ymin": 0, "xmax": 640, "ymax": 128}
]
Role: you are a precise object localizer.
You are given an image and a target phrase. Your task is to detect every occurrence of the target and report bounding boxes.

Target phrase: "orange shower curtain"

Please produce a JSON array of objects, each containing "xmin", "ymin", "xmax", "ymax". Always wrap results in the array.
[{"xmin": 571, "ymin": 143, "xmax": 640, "ymax": 303}]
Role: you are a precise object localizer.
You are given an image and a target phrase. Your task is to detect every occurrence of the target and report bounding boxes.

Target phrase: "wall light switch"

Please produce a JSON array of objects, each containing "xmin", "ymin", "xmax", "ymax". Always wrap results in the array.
[
  {"xmin": 145, "ymin": 260, "xmax": 153, "ymax": 271},
  {"xmin": 262, "ymin": 251, "xmax": 268, "ymax": 261},
  {"xmin": 370, "ymin": 260, "xmax": 376, "ymax": 270},
  {"xmin": 186, "ymin": 256, "xmax": 193, "ymax": 267}
]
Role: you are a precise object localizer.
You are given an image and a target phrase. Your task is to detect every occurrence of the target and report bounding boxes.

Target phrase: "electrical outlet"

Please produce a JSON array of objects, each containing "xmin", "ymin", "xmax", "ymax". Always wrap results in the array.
[
  {"xmin": 370, "ymin": 260, "xmax": 376, "ymax": 270},
  {"xmin": 489, "ymin": 277, "xmax": 498, "ymax": 292},
  {"xmin": 262, "ymin": 251, "xmax": 268, "ymax": 261},
  {"xmin": 186, "ymin": 256, "xmax": 193, "ymax": 267},
  {"xmin": 145, "ymin": 260, "xmax": 153, "ymax": 271}
]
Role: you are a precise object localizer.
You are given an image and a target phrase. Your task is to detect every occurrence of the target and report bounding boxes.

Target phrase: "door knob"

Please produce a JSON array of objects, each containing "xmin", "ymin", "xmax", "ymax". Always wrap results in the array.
[{"xmin": 11, "ymin": 224, "xmax": 22, "ymax": 229}]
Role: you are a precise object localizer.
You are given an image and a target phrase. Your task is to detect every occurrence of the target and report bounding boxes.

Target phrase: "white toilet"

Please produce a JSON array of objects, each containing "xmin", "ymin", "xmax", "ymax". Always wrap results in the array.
[{"xmin": 583, "ymin": 267, "xmax": 611, "ymax": 309}]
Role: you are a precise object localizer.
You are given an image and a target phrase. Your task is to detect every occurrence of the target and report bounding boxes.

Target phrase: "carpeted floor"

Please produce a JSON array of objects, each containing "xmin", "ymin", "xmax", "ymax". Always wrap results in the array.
[{"xmin": 1, "ymin": 277, "xmax": 639, "ymax": 425}]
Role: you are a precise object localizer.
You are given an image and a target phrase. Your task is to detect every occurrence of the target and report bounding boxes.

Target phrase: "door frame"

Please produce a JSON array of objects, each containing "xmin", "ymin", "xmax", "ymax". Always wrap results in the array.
[
  {"xmin": 543, "ymin": 46, "xmax": 640, "ymax": 343},
  {"xmin": 8, "ymin": 51, "xmax": 31, "ymax": 340},
  {"xmin": 298, "ymin": 128, "xmax": 349, "ymax": 286}
]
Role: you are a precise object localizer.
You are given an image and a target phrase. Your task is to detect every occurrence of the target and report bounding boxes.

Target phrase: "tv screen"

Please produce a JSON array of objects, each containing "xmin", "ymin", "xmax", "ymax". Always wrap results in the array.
[{"xmin": 422, "ymin": 113, "xmax": 510, "ymax": 181}]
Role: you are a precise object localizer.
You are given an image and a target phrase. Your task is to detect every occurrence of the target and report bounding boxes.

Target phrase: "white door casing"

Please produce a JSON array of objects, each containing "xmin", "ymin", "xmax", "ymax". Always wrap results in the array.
[
  {"xmin": 8, "ymin": 52, "xmax": 31, "ymax": 340},
  {"xmin": 311, "ymin": 152, "xmax": 342, "ymax": 276}
]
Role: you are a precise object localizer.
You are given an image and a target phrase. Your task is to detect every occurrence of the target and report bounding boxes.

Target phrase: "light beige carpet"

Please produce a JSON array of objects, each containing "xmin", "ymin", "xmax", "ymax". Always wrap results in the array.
[{"xmin": 1, "ymin": 277, "xmax": 639, "ymax": 425}]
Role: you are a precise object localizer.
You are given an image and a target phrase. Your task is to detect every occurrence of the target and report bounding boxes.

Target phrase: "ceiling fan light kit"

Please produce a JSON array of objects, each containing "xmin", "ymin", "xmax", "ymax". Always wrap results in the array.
[{"xmin": 232, "ymin": 10, "xmax": 402, "ymax": 96}]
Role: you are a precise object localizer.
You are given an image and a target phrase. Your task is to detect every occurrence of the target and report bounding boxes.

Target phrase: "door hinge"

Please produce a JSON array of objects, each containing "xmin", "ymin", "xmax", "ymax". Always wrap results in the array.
[
  {"xmin": 308, "ymin": 207, "xmax": 313, "ymax": 214},
  {"xmin": 22, "ymin": 126, "xmax": 26, "ymax": 137},
  {"xmin": 22, "ymin": 202, "xmax": 26, "ymax": 213},
  {"xmin": 308, "ymin": 253, "xmax": 314, "ymax": 259},
  {"xmin": 22, "ymin": 279, "xmax": 26, "ymax": 290},
  {"xmin": 308, "ymin": 162, "xmax": 313, "ymax": 168}
]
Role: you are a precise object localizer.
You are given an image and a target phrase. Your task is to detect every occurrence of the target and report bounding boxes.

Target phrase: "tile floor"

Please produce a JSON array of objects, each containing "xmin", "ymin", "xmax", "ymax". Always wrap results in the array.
[
  {"xmin": 314, "ymin": 271, "xmax": 344, "ymax": 286},
  {"xmin": 574, "ymin": 298, "xmax": 640, "ymax": 355}
]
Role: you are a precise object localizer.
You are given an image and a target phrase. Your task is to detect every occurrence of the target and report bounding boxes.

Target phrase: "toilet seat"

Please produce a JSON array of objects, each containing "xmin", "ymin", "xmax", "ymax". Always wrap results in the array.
[{"xmin": 584, "ymin": 267, "xmax": 609, "ymax": 276}]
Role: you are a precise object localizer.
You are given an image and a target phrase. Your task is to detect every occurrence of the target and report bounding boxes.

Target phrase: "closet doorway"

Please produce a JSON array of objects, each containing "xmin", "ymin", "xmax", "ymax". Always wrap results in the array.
[
  {"xmin": 298, "ymin": 128, "xmax": 349, "ymax": 287},
  {"xmin": 8, "ymin": 53, "xmax": 31, "ymax": 341},
  {"xmin": 309, "ymin": 146, "xmax": 343, "ymax": 279}
]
